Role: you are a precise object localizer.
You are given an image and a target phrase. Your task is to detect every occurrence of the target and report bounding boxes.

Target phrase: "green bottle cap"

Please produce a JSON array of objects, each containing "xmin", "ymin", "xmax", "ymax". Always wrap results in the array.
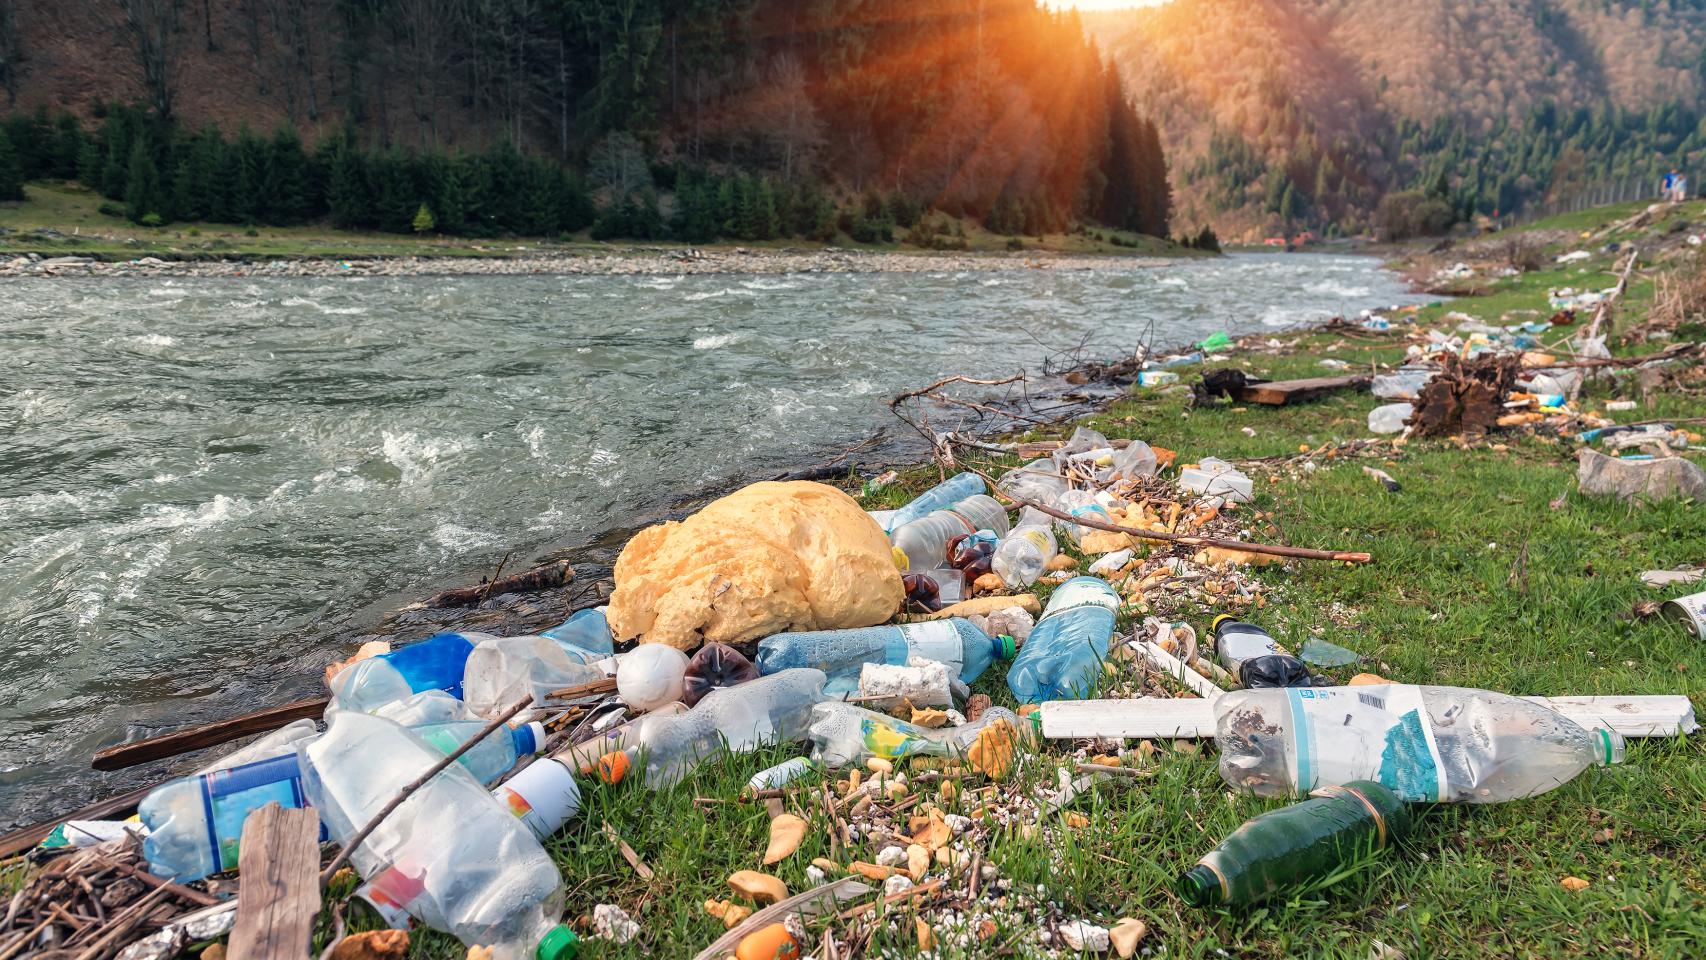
[
  {"xmin": 994, "ymin": 634, "xmax": 1017, "ymax": 660},
  {"xmin": 536, "ymin": 924, "xmax": 579, "ymax": 960}
]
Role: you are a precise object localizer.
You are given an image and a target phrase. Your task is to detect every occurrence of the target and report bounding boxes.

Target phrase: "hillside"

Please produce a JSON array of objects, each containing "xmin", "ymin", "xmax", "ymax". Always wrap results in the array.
[
  {"xmin": 0, "ymin": 1, "xmax": 1171, "ymax": 244},
  {"xmin": 1087, "ymin": 0, "xmax": 1706, "ymax": 240}
]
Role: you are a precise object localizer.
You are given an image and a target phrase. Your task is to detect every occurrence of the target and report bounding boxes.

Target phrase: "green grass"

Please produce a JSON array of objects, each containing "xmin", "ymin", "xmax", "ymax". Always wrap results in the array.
[
  {"xmin": 292, "ymin": 203, "xmax": 1701, "ymax": 957},
  {"xmin": 0, "ymin": 180, "xmax": 1192, "ymax": 260}
]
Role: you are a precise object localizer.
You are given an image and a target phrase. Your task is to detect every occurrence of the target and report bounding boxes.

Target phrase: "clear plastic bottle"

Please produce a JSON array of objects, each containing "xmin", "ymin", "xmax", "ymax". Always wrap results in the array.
[
  {"xmin": 1055, "ymin": 490, "xmax": 1112, "ymax": 546},
  {"xmin": 371, "ymin": 689, "xmax": 475, "ymax": 727},
  {"xmin": 755, "ymin": 619, "xmax": 1015, "ymax": 692},
  {"xmin": 328, "ymin": 631, "xmax": 477, "ymax": 714},
  {"xmin": 539, "ymin": 606, "xmax": 615, "ymax": 657},
  {"xmin": 996, "ymin": 460, "xmax": 1069, "ymax": 506},
  {"xmin": 807, "ymin": 702, "xmax": 1025, "ymax": 778},
  {"xmin": 1005, "ymin": 577, "xmax": 1120, "ymax": 703},
  {"xmin": 411, "ymin": 719, "xmax": 547, "ymax": 784},
  {"xmin": 883, "ymin": 472, "xmax": 986, "ymax": 532},
  {"xmin": 555, "ymin": 702, "xmax": 690, "ymax": 774},
  {"xmin": 888, "ymin": 495, "xmax": 1010, "ymax": 573},
  {"xmin": 1213, "ymin": 685, "xmax": 1625, "ymax": 803},
  {"xmin": 463, "ymin": 634, "xmax": 609, "ymax": 719},
  {"xmin": 992, "ymin": 508, "xmax": 1060, "ymax": 587},
  {"xmin": 139, "ymin": 753, "xmax": 324, "ymax": 882},
  {"xmin": 300, "ymin": 712, "xmax": 576, "ymax": 960},
  {"xmin": 594, "ymin": 669, "xmax": 828, "ymax": 789}
]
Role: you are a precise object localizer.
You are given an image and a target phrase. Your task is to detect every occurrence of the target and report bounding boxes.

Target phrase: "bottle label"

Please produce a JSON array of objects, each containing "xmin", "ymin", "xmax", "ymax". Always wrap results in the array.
[
  {"xmin": 1042, "ymin": 578, "xmax": 1119, "ymax": 617},
  {"xmin": 1285, "ymin": 687, "xmax": 1447, "ymax": 802},
  {"xmin": 493, "ymin": 759, "xmax": 581, "ymax": 842},
  {"xmin": 899, "ymin": 620, "xmax": 965, "ymax": 668},
  {"xmin": 1012, "ymin": 528, "xmax": 1053, "ymax": 554},
  {"xmin": 198, "ymin": 754, "xmax": 312, "ymax": 872}
]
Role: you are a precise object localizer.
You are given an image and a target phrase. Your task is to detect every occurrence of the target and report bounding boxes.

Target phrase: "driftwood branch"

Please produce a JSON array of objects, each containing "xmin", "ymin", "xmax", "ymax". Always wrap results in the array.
[
  {"xmin": 969, "ymin": 468, "xmax": 1373, "ymax": 564},
  {"xmin": 1571, "ymin": 251, "xmax": 1639, "ymax": 401},
  {"xmin": 319, "ymin": 693, "xmax": 536, "ymax": 884},
  {"xmin": 424, "ymin": 560, "xmax": 573, "ymax": 608}
]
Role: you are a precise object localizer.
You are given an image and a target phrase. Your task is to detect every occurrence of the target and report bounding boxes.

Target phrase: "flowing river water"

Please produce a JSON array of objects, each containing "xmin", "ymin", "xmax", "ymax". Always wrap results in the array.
[{"xmin": 0, "ymin": 252, "xmax": 1425, "ymax": 827}]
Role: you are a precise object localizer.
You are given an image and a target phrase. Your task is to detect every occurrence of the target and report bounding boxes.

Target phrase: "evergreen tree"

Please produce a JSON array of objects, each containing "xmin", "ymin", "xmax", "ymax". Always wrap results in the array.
[
  {"xmin": 52, "ymin": 114, "xmax": 84, "ymax": 179},
  {"xmin": 373, "ymin": 150, "xmax": 418, "ymax": 233},
  {"xmin": 326, "ymin": 137, "xmax": 371, "ymax": 230},
  {"xmin": 522, "ymin": 161, "xmax": 560, "ymax": 235},
  {"xmin": 267, "ymin": 126, "xmax": 310, "ymax": 225},
  {"xmin": 433, "ymin": 156, "xmax": 468, "ymax": 235},
  {"xmin": 124, "ymin": 138, "xmax": 162, "ymax": 223},
  {"xmin": 0, "ymin": 128, "xmax": 24, "ymax": 201},
  {"xmin": 412, "ymin": 202, "xmax": 436, "ymax": 233},
  {"xmin": 753, "ymin": 179, "xmax": 779, "ymax": 240},
  {"xmin": 171, "ymin": 156, "xmax": 199, "ymax": 221},
  {"xmin": 557, "ymin": 169, "xmax": 594, "ymax": 232},
  {"xmin": 189, "ymin": 128, "xmax": 227, "ymax": 223},
  {"xmin": 228, "ymin": 128, "xmax": 265, "ymax": 224}
]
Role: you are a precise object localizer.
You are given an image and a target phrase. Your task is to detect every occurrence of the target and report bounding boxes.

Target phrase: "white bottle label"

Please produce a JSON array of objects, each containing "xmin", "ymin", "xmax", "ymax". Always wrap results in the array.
[
  {"xmin": 1285, "ymin": 686, "xmax": 1447, "ymax": 802},
  {"xmin": 899, "ymin": 620, "xmax": 965, "ymax": 670},
  {"xmin": 1042, "ymin": 578, "xmax": 1119, "ymax": 617},
  {"xmin": 493, "ymin": 759, "xmax": 582, "ymax": 842}
]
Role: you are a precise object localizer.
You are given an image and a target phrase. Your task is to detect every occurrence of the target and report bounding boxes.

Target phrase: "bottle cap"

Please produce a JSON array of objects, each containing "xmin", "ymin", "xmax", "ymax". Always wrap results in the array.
[
  {"xmin": 536, "ymin": 924, "xmax": 580, "ymax": 960},
  {"xmin": 512, "ymin": 721, "xmax": 547, "ymax": 756},
  {"xmin": 891, "ymin": 546, "xmax": 910, "ymax": 573},
  {"xmin": 994, "ymin": 634, "xmax": 1018, "ymax": 660},
  {"xmin": 1593, "ymin": 727, "xmax": 1626, "ymax": 766},
  {"xmin": 596, "ymin": 750, "xmax": 631, "ymax": 784},
  {"xmin": 1209, "ymin": 613, "xmax": 1239, "ymax": 634}
]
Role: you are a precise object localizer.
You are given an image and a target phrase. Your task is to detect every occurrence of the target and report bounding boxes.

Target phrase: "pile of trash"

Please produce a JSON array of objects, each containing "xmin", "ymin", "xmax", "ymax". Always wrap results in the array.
[{"xmin": 7, "ymin": 452, "xmax": 1698, "ymax": 960}]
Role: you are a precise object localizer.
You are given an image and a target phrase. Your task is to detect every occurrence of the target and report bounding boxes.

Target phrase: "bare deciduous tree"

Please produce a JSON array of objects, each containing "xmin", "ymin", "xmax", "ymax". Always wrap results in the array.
[{"xmin": 117, "ymin": 0, "xmax": 182, "ymax": 119}]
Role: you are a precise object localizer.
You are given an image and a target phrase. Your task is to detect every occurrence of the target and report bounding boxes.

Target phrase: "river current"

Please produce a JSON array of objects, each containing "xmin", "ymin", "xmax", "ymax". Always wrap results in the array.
[{"xmin": 0, "ymin": 252, "xmax": 1425, "ymax": 826}]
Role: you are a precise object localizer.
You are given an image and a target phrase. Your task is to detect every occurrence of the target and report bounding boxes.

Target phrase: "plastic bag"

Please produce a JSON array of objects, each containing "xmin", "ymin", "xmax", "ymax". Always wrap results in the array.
[
  {"xmin": 682, "ymin": 642, "xmax": 759, "ymax": 706},
  {"xmin": 1238, "ymin": 654, "xmax": 1328, "ymax": 689}
]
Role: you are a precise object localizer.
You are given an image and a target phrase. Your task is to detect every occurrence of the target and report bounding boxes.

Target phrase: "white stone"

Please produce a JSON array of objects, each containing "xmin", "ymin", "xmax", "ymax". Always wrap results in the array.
[
  {"xmin": 592, "ymin": 904, "xmax": 639, "ymax": 944},
  {"xmin": 1059, "ymin": 920, "xmax": 1111, "ymax": 952}
]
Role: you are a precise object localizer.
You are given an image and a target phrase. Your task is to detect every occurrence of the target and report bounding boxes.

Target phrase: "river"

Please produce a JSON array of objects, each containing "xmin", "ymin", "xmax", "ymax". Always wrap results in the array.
[{"xmin": 0, "ymin": 252, "xmax": 1424, "ymax": 827}]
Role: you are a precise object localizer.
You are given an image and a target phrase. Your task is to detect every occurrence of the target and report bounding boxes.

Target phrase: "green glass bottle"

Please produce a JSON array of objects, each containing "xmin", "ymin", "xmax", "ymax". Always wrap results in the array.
[{"xmin": 1178, "ymin": 780, "xmax": 1411, "ymax": 907}]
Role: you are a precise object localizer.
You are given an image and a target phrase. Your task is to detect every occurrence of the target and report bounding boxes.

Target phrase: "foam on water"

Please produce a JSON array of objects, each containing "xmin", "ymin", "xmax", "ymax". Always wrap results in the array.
[{"xmin": 693, "ymin": 332, "xmax": 741, "ymax": 350}]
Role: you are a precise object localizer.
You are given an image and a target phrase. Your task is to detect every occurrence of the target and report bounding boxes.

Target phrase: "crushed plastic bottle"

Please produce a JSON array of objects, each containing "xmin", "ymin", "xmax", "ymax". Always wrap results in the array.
[
  {"xmin": 883, "ymin": 472, "xmax": 986, "ymax": 532},
  {"xmin": 682, "ymin": 642, "xmax": 760, "ymax": 706},
  {"xmin": 328, "ymin": 631, "xmax": 477, "ymax": 714},
  {"xmin": 302, "ymin": 712, "xmax": 576, "ymax": 960},
  {"xmin": 556, "ymin": 702, "xmax": 690, "ymax": 774},
  {"xmin": 1178, "ymin": 458, "xmax": 1253, "ymax": 502},
  {"xmin": 807, "ymin": 703, "xmax": 1025, "ymax": 778},
  {"xmin": 1368, "ymin": 402, "xmax": 1413, "ymax": 434},
  {"xmin": 996, "ymin": 461, "xmax": 1069, "ymax": 506},
  {"xmin": 755, "ymin": 619, "xmax": 1014, "ymax": 692},
  {"xmin": 992, "ymin": 507, "xmax": 1059, "ymax": 588},
  {"xmin": 1179, "ymin": 780, "xmax": 1411, "ymax": 907},
  {"xmin": 888, "ymin": 495, "xmax": 1010, "ymax": 572},
  {"xmin": 1108, "ymin": 441, "xmax": 1158, "ymax": 480},
  {"xmin": 1055, "ymin": 490, "xmax": 1113, "ymax": 546},
  {"xmin": 595, "ymin": 669, "xmax": 828, "ymax": 789},
  {"xmin": 540, "ymin": 607, "xmax": 615, "ymax": 657},
  {"xmin": 1006, "ymin": 577, "xmax": 1119, "ymax": 703},
  {"xmin": 463, "ymin": 634, "xmax": 609, "ymax": 719},
  {"xmin": 140, "ymin": 753, "xmax": 324, "ymax": 882},
  {"xmin": 1214, "ymin": 685, "xmax": 1625, "ymax": 802}
]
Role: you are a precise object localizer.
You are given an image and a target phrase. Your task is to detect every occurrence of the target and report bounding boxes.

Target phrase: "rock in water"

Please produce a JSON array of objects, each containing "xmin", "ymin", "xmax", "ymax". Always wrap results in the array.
[
  {"xmin": 607, "ymin": 481, "xmax": 903, "ymax": 650},
  {"xmin": 1577, "ymin": 449, "xmax": 1706, "ymax": 502}
]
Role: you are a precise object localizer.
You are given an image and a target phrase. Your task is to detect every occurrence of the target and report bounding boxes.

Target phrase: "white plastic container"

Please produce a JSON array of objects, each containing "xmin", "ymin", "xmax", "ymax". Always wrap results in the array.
[{"xmin": 1178, "ymin": 465, "xmax": 1253, "ymax": 502}]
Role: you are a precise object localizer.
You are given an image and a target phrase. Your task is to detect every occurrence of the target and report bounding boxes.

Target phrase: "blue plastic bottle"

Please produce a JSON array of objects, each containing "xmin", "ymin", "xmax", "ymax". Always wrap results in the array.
[
  {"xmin": 329, "ymin": 632, "xmax": 478, "ymax": 713},
  {"xmin": 540, "ymin": 607, "xmax": 615, "ymax": 658},
  {"xmin": 141, "ymin": 754, "xmax": 322, "ymax": 881},
  {"xmin": 883, "ymin": 472, "xmax": 986, "ymax": 532},
  {"xmin": 412, "ymin": 719, "xmax": 547, "ymax": 784},
  {"xmin": 755, "ymin": 619, "xmax": 1015, "ymax": 693},
  {"xmin": 1006, "ymin": 577, "xmax": 1120, "ymax": 702}
]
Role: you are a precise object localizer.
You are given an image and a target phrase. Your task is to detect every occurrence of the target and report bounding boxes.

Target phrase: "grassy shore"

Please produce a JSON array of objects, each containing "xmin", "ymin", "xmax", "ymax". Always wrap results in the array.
[
  {"xmin": 471, "ymin": 203, "xmax": 1706, "ymax": 960},
  {"xmin": 0, "ymin": 181, "xmax": 1186, "ymax": 260}
]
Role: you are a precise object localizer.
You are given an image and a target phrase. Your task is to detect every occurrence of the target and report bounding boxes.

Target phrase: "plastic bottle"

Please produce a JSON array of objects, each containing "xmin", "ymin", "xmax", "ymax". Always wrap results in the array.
[
  {"xmin": 1006, "ymin": 577, "xmax": 1119, "ymax": 703},
  {"xmin": 139, "ymin": 753, "xmax": 323, "ymax": 882},
  {"xmin": 682, "ymin": 642, "xmax": 759, "ymax": 706},
  {"xmin": 1178, "ymin": 459, "xmax": 1254, "ymax": 502},
  {"xmin": 555, "ymin": 702, "xmax": 690, "ymax": 774},
  {"xmin": 1211, "ymin": 616, "xmax": 1322, "ymax": 688},
  {"xmin": 1368, "ymin": 402, "xmax": 1413, "ymax": 434},
  {"xmin": 463, "ymin": 634, "xmax": 608, "ymax": 719},
  {"xmin": 492, "ymin": 757, "xmax": 584, "ymax": 843},
  {"xmin": 992, "ymin": 508, "xmax": 1059, "ymax": 588},
  {"xmin": 540, "ymin": 607, "xmax": 615, "ymax": 657},
  {"xmin": 328, "ymin": 632, "xmax": 478, "ymax": 713},
  {"xmin": 1055, "ymin": 490, "xmax": 1112, "ymax": 546},
  {"xmin": 755, "ymin": 619, "xmax": 1015, "ymax": 693},
  {"xmin": 595, "ymin": 669, "xmax": 828, "ymax": 789},
  {"xmin": 372, "ymin": 689, "xmax": 476, "ymax": 727},
  {"xmin": 1178, "ymin": 780, "xmax": 1411, "ymax": 907},
  {"xmin": 888, "ymin": 495, "xmax": 1010, "ymax": 573},
  {"xmin": 616, "ymin": 644, "xmax": 690, "ymax": 712},
  {"xmin": 996, "ymin": 461, "xmax": 1069, "ymax": 506},
  {"xmin": 1213, "ymin": 685, "xmax": 1625, "ymax": 803},
  {"xmin": 883, "ymin": 472, "xmax": 986, "ymax": 532},
  {"xmin": 411, "ymin": 719, "xmax": 547, "ymax": 784},
  {"xmin": 301, "ymin": 712, "xmax": 576, "ymax": 960},
  {"xmin": 807, "ymin": 702, "xmax": 1025, "ymax": 778}
]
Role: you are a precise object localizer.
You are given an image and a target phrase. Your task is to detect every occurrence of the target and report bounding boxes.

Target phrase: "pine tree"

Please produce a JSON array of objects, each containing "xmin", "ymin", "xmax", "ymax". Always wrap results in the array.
[
  {"xmin": 433, "ymin": 156, "xmax": 468, "ymax": 235},
  {"xmin": 522, "ymin": 162, "xmax": 560, "ymax": 236},
  {"xmin": 52, "ymin": 115, "xmax": 85, "ymax": 179},
  {"xmin": 0, "ymin": 129, "xmax": 24, "ymax": 201},
  {"xmin": 754, "ymin": 179, "xmax": 779, "ymax": 240},
  {"xmin": 714, "ymin": 178, "xmax": 738, "ymax": 237},
  {"xmin": 557, "ymin": 169, "xmax": 594, "ymax": 233},
  {"xmin": 326, "ymin": 138, "xmax": 370, "ymax": 230},
  {"xmin": 190, "ymin": 128, "xmax": 227, "ymax": 223},
  {"xmin": 76, "ymin": 136, "xmax": 102, "ymax": 189},
  {"xmin": 124, "ymin": 139, "xmax": 161, "ymax": 223},
  {"xmin": 267, "ymin": 126, "xmax": 310, "ymax": 225},
  {"xmin": 412, "ymin": 202, "xmax": 436, "ymax": 233},
  {"xmin": 228, "ymin": 128, "xmax": 264, "ymax": 224},
  {"xmin": 374, "ymin": 151, "xmax": 417, "ymax": 233},
  {"xmin": 171, "ymin": 156, "xmax": 199, "ymax": 221}
]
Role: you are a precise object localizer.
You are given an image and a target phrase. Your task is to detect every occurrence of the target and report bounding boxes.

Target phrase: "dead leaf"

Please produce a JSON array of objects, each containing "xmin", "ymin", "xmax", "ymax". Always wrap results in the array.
[
  {"xmin": 763, "ymin": 814, "xmax": 808, "ymax": 865},
  {"xmin": 329, "ymin": 931, "xmax": 409, "ymax": 960}
]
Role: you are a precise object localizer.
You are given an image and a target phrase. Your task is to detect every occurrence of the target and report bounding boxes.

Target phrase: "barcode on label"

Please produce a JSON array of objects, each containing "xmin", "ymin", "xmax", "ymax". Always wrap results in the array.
[{"xmin": 1357, "ymin": 693, "xmax": 1386, "ymax": 710}]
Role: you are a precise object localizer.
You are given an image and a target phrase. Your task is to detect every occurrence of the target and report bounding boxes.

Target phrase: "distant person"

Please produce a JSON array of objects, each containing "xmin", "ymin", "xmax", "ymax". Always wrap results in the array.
[
  {"xmin": 1677, "ymin": 173, "xmax": 1690, "ymax": 202},
  {"xmin": 1664, "ymin": 169, "xmax": 1678, "ymax": 202}
]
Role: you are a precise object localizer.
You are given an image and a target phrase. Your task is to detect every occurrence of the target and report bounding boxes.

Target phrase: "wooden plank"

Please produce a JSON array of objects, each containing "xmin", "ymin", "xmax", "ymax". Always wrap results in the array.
[
  {"xmin": 1234, "ymin": 374, "xmax": 1371, "ymax": 406},
  {"xmin": 0, "ymin": 783, "xmax": 157, "ymax": 859},
  {"xmin": 228, "ymin": 804, "xmax": 322, "ymax": 960},
  {"xmin": 93, "ymin": 698, "xmax": 330, "ymax": 772},
  {"xmin": 1040, "ymin": 694, "xmax": 1698, "ymax": 741}
]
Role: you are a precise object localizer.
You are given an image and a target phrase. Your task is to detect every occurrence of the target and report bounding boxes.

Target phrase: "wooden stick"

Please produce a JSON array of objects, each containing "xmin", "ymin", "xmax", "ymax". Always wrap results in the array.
[
  {"xmin": 834, "ymin": 879, "xmax": 943, "ymax": 921},
  {"xmin": 424, "ymin": 560, "xmax": 573, "ymax": 608},
  {"xmin": 0, "ymin": 784, "xmax": 157, "ymax": 859},
  {"xmin": 601, "ymin": 822, "xmax": 654, "ymax": 881},
  {"xmin": 106, "ymin": 860, "xmax": 220, "ymax": 908},
  {"xmin": 1139, "ymin": 641, "xmax": 1225, "ymax": 702},
  {"xmin": 691, "ymin": 878, "xmax": 872, "ymax": 960},
  {"xmin": 92, "ymin": 697, "xmax": 331, "ymax": 772},
  {"xmin": 319, "ymin": 694, "xmax": 536, "ymax": 884},
  {"xmin": 968, "ymin": 469, "xmax": 1373, "ymax": 564},
  {"xmin": 542, "ymin": 676, "xmax": 617, "ymax": 701}
]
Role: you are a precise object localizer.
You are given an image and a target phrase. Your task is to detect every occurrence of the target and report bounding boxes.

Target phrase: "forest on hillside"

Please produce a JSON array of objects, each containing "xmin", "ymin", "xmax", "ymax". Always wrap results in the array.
[
  {"xmin": 0, "ymin": 0, "xmax": 1171, "ymax": 244},
  {"xmin": 1089, "ymin": 0, "xmax": 1706, "ymax": 240}
]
